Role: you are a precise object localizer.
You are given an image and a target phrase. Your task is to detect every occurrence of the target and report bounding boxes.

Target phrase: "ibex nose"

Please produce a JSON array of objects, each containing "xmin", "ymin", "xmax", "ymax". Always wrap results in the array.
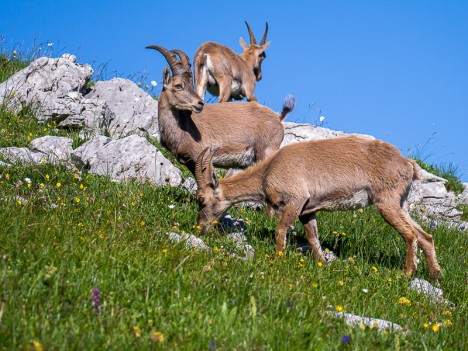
[{"xmin": 198, "ymin": 101, "xmax": 204, "ymax": 107}]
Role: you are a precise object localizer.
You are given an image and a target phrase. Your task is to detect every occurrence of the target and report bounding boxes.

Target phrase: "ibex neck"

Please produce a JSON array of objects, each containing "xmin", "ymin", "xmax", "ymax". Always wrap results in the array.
[{"xmin": 220, "ymin": 164, "xmax": 266, "ymax": 204}]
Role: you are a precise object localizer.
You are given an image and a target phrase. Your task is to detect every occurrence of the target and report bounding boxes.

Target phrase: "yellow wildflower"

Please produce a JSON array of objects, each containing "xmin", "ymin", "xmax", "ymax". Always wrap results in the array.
[
  {"xmin": 150, "ymin": 331, "xmax": 164, "ymax": 342},
  {"xmin": 213, "ymin": 246, "xmax": 220, "ymax": 253},
  {"xmin": 317, "ymin": 262, "xmax": 323, "ymax": 267},
  {"xmin": 443, "ymin": 320, "xmax": 452, "ymax": 327},
  {"xmin": 372, "ymin": 266, "xmax": 379, "ymax": 273},
  {"xmin": 56, "ymin": 182, "xmax": 61, "ymax": 188},
  {"xmin": 423, "ymin": 323, "xmax": 429, "ymax": 328},
  {"xmin": 442, "ymin": 310, "xmax": 452, "ymax": 317},
  {"xmin": 335, "ymin": 305, "xmax": 344, "ymax": 312},
  {"xmin": 30, "ymin": 340, "xmax": 44, "ymax": 351},
  {"xmin": 132, "ymin": 326, "xmax": 142, "ymax": 337},
  {"xmin": 398, "ymin": 297, "xmax": 411, "ymax": 306},
  {"xmin": 278, "ymin": 251, "xmax": 284, "ymax": 257},
  {"xmin": 432, "ymin": 324, "xmax": 440, "ymax": 332}
]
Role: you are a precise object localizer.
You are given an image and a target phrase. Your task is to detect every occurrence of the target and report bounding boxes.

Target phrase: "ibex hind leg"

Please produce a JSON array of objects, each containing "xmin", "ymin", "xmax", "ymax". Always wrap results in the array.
[
  {"xmin": 403, "ymin": 207, "xmax": 442, "ymax": 280},
  {"xmin": 375, "ymin": 201, "xmax": 419, "ymax": 277},
  {"xmin": 195, "ymin": 65, "xmax": 208, "ymax": 101}
]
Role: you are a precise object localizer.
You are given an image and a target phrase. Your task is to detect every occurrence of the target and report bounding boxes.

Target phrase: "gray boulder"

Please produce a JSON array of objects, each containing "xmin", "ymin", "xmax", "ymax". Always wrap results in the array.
[
  {"xmin": 0, "ymin": 147, "xmax": 46, "ymax": 164},
  {"xmin": 71, "ymin": 135, "xmax": 182, "ymax": 186},
  {"xmin": 84, "ymin": 78, "xmax": 159, "ymax": 140},
  {"xmin": 0, "ymin": 54, "xmax": 93, "ymax": 121},
  {"xmin": 29, "ymin": 136, "xmax": 73, "ymax": 163},
  {"xmin": 281, "ymin": 122, "xmax": 374, "ymax": 147}
]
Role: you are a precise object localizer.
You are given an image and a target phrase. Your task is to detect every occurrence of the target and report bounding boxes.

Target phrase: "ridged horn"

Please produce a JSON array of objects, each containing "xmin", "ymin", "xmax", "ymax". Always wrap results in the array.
[
  {"xmin": 260, "ymin": 22, "xmax": 269, "ymax": 45},
  {"xmin": 244, "ymin": 21, "xmax": 256, "ymax": 45},
  {"xmin": 145, "ymin": 45, "xmax": 185, "ymax": 75},
  {"xmin": 195, "ymin": 148, "xmax": 210, "ymax": 186},
  {"xmin": 171, "ymin": 49, "xmax": 192, "ymax": 70}
]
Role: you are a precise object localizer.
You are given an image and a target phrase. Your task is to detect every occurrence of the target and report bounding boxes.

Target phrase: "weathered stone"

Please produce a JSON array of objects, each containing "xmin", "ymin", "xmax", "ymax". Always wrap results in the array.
[
  {"xmin": 281, "ymin": 122, "xmax": 374, "ymax": 147},
  {"xmin": 0, "ymin": 54, "xmax": 93, "ymax": 120},
  {"xmin": 29, "ymin": 136, "xmax": 73, "ymax": 163},
  {"xmin": 0, "ymin": 147, "xmax": 47, "ymax": 164},
  {"xmin": 409, "ymin": 278, "xmax": 454, "ymax": 306},
  {"xmin": 226, "ymin": 232, "xmax": 255, "ymax": 261},
  {"xmin": 328, "ymin": 311, "xmax": 404, "ymax": 332},
  {"xmin": 168, "ymin": 232, "xmax": 209, "ymax": 250},
  {"xmin": 84, "ymin": 78, "xmax": 159, "ymax": 140},
  {"xmin": 71, "ymin": 135, "xmax": 182, "ymax": 186}
]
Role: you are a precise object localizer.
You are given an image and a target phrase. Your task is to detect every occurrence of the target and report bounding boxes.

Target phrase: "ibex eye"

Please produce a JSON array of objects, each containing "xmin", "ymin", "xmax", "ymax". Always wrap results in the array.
[{"xmin": 174, "ymin": 84, "xmax": 183, "ymax": 90}]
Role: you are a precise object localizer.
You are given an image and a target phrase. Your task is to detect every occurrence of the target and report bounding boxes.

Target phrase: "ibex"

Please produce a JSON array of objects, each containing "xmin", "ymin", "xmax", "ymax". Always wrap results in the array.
[
  {"xmin": 194, "ymin": 21, "xmax": 270, "ymax": 102},
  {"xmin": 145, "ymin": 45, "xmax": 294, "ymax": 174},
  {"xmin": 194, "ymin": 137, "xmax": 442, "ymax": 280}
]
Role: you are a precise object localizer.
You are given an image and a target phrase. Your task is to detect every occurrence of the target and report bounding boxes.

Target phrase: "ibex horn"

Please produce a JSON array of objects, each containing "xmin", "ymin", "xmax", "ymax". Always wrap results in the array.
[
  {"xmin": 146, "ymin": 45, "xmax": 185, "ymax": 75},
  {"xmin": 171, "ymin": 49, "xmax": 192, "ymax": 71},
  {"xmin": 260, "ymin": 22, "xmax": 269, "ymax": 45},
  {"xmin": 244, "ymin": 21, "xmax": 256, "ymax": 45}
]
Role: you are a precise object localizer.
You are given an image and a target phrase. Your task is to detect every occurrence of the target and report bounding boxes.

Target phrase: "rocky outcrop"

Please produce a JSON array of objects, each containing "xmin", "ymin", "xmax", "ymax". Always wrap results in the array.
[
  {"xmin": 0, "ymin": 54, "xmax": 159, "ymax": 140},
  {"xmin": 71, "ymin": 135, "xmax": 181, "ymax": 187}
]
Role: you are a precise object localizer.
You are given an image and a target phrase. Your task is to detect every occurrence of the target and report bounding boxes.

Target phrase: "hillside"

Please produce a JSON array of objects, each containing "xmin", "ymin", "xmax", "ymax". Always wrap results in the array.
[{"xmin": 0, "ymin": 52, "xmax": 467, "ymax": 350}]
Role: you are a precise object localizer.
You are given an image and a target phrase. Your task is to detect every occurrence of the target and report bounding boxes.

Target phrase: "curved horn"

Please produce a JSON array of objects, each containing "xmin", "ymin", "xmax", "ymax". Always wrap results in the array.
[
  {"xmin": 171, "ymin": 49, "xmax": 192, "ymax": 70},
  {"xmin": 145, "ymin": 45, "xmax": 185, "ymax": 75},
  {"xmin": 195, "ymin": 148, "xmax": 210, "ymax": 185},
  {"xmin": 244, "ymin": 21, "xmax": 256, "ymax": 45},
  {"xmin": 260, "ymin": 22, "xmax": 269, "ymax": 45}
]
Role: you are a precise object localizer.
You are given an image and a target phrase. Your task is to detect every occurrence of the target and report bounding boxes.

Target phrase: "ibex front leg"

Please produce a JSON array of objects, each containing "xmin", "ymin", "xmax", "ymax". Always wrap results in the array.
[{"xmin": 275, "ymin": 203, "xmax": 297, "ymax": 255}]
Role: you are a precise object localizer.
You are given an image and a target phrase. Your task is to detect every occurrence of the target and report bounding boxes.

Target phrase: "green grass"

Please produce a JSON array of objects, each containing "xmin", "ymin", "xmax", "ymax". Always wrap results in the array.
[
  {"xmin": 1, "ymin": 50, "xmax": 467, "ymax": 350},
  {"xmin": 0, "ymin": 54, "xmax": 28, "ymax": 83},
  {"xmin": 0, "ymin": 162, "xmax": 466, "ymax": 350}
]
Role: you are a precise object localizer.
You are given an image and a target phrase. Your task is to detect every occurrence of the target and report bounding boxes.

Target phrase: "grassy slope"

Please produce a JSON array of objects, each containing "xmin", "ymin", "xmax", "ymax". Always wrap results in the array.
[{"xmin": 0, "ymin": 54, "xmax": 467, "ymax": 350}]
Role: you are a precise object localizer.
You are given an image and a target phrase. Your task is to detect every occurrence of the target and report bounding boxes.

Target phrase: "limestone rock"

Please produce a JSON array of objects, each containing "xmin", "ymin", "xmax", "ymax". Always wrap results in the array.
[
  {"xmin": 281, "ymin": 122, "xmax": 374, "ymax": 147},
  {"xmin": 84, "ymin": 78, "xmax": 159, "ymax": 140},
  {"xmin": 0, "ymin": 147, "xmax": 47, "ymax": 164},
  {"xmin": 71, "ymin": 135, "xmax": 182, "ymax": 186},
  {"xmin": 328, "ymin": 311, "xmax": 404, "ymax": 332},
  {"xmin": 0, "ymin": 54, "xmax": 93, "ymax": 121},
  {"xmin": 168, "ymin": 232, "xmax": 209, "ymax": 250},
  {"xmin": 29, "ymin": 136, "xmax": 73, "ymax": 163},
  {"xmin": 409, "ymin": 278, "xmax": 454, "ymax": 306}
]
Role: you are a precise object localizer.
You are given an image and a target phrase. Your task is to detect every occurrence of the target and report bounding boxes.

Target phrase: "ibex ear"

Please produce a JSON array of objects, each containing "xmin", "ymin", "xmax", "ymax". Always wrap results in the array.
[
  {"xmin": 239, "ymin": 37, "xmax": 249, "ymax": 51},
  {"xmin": 162, "ymin": 66, "xmax": 171, "ymax": 88},
  {"xmin": 211, "ymin": 171, "xmax": 219, "ymax": 189},
  {"xmin": 258, "ymin": 41, "xmax": 271, "ymax": 53}
]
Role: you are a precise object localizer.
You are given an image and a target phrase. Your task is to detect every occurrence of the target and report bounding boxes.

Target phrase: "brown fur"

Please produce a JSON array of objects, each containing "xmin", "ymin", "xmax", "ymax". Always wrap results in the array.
[
  {"xmin": 195, "ymin": 136, "xmax": 442, "ymax": 280},
  {"xmin": 147, "ymin": 46, "xmax": 292, "ymax": 175},
  {"xmin": 194, "ymin": 22, "xmax": 270, "ymax": 102}
]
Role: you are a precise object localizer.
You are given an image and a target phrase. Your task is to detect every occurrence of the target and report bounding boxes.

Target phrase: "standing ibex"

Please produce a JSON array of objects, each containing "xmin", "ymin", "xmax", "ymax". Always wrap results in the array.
[
  {"xmin": 194, "ymin": 137, "xmax": 442, "ymax": 280},
  {"xmin": 145, "ymin": 45, "xmax": 294, "ymax": 174},
  {"xmin": 194, "ymin": 22, "xmax": 270, "ymax": 103}
]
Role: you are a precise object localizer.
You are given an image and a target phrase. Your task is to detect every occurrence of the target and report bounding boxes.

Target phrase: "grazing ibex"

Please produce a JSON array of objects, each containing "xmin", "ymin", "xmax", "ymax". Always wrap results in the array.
[
  {"xmin": 195, "ymin": 137, "xmax": 442, "ymax": 280},
  {"xmin": 194, "ymin": 21, "xmax": 270, "ymax": 102},
  {"xmin": 145, "ymin": 45, "xmax": 294, "ymax": 174}
]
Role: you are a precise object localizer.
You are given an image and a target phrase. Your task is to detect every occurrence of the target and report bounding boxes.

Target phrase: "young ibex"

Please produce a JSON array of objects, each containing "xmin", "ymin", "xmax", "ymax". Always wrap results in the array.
[
  {"xmin": 195, "ymin": 137, "xmax": 442, "ymax": 280},
  {"xmin": 145, "ymin": 45, "xmax": 294, "ymax": 174},
  {"xmin": 194, "ymin": 21, "xmax": 270, "ymax": 102}
]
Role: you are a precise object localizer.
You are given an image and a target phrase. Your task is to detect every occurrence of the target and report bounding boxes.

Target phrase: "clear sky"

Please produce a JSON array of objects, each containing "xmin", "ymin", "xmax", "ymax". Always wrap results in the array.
[{"xmin": 1, "ymin": 1, "xmax": 467, "ymax": 181}]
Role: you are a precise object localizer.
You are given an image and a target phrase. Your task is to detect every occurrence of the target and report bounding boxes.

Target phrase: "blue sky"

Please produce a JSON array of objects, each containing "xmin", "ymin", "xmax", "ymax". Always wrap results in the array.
[{"xmin": 1, "ymin": 1, "xmax": 467, "ymax": 181}]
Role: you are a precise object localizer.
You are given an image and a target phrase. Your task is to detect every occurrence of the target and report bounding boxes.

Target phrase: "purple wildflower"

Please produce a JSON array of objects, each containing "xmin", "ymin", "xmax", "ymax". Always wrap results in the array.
[
  {"xmin": 91, "ymin": 287, "xmax": 102, "ymax": 315},
  {"xmin": 430, "ymin": 221, "xmax": 437, "ymax": 227},
  {"xmin": 285, "ymin": 301, "xmax": 292, "ymax": 308},
  {"xmin": 341, "ymin": 335, "xmax": 351, "ymax": 343},
  {"xmin": 208, "ymin": 342, "xmax": 216, "ymax": 350},
  {"xmin": 460, "ymin": 225, "xmax": 466, "ymax": 231}
]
